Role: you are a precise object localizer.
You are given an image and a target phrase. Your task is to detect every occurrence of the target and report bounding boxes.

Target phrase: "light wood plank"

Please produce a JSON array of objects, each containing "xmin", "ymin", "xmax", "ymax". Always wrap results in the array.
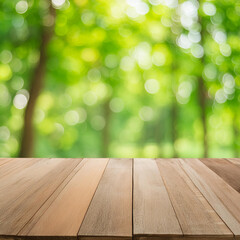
[
  {"xmin": 133, "ymin": 158, "xmax": 182, "ymax": 237},
  {"xmin": 0, "ymin": 158, "xmax": 81, "ymax": 235},
  {"xmin": 0, "ymin": 158, "xmax": 13, "ymax": 167},
  {"xmin": 200, "ymin": 158, "xmax": 240, "ymax": 193},
  {"xmin": 226, "ymin": 158, "xmax": 240, "ymax": 167},
  {"xmin": 156, "ymin": 158, "xmax": 232, "ymax": 238},
  {"xmin": 179, "ymin": 158, "xmax": 240, "ymax": 238},
  {"xmin": 134, "ymin": 237, "xmax": 235, "ymax": 240},
  {"xmin": 78, "ymin": 158, "xmax": 132, "ymax": 239},
  {"xmin": 22, "ymin": 158, "xmax": 109, "ymax": 237},
  {"xmin": 19, "ymin": 158, "xmax": 101, "ymax": 235},
  {"xmin": 0, "ymin": 158, "xmax": 40, "ymax": 180}
]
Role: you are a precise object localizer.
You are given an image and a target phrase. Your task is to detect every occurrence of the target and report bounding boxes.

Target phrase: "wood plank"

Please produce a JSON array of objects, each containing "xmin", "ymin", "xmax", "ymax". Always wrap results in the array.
[
  {"xmin": 0, "ymin": 158, "xmax": 40, "ymax": 180},
  {"xmin": 0, "ymin": 158, "xmax": 81, "ymax": 235},
  {"xmin": 21, "ymin": 158, "xmax": 109, "ymax": 237},
  {"xmin": 78, "ymin": 158, "xmax": 132, "ymax": 239},
  {"xmin": 200, "ymin": 158, "xmax": 240, "ymax": 193},
  {"xmin": 156, "ymin": 158, "xmax": 232, "ymax": 238},
  {"xmin": 179, "ymin": 158, "xmax": 240, "ymax": 238},
  {"xmin": 133, "ymin": 158, "xmax": 182, "ymax": 238},
  {"xmin": 134, "ymin": 237, "xmax": 235, "ymax": 240},
  {"xmin": 18, "ymin": 158, "xmax": 96, "ymax": 235},
  {"xmin": 226, "ymin": 158, "xmax": 240, "ymax": 167},
  {"xmin": 0, "ymin": 158, "xmax": 13, "ymax": 167}
]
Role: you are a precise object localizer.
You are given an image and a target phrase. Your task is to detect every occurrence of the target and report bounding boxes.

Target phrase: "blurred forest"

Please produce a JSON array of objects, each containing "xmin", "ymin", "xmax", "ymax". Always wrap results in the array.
[{"xmin": 0, "ymin": 0, "xmax": 240, "ymax": 158}]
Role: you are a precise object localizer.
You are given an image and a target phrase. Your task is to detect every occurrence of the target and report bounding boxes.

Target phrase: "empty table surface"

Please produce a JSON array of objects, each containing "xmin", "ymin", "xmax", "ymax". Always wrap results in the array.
[{"xmin": 0, "ymin": 158, "xmax": 240, "ymax": 240}]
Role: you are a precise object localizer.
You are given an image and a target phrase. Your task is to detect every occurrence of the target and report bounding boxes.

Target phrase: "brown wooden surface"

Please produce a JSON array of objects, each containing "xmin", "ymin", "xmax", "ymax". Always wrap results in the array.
[
  {"xmin": 200, "ymin": 158, "xmax": 240, "ymax": 193},
  {"xmin": 156, "ymin": 159, "xmax": 232, "ymax": 237},
  {"xmin": 179, "ymin": 158, "xmax": 240, "ymax": 238},
  {"xmin": 134, "ymin": 158, "xmax": 182, "ymax": 237},
  {"xmin": 0, "ymin": 158, "xmax": 39, "ymax": 180},
  {"xmin": 0, "ymin": 158, "xmax": 240, "ymax": 240},
  {"xmin": 0, "ymin": 158, "xmax": 13, "ymax": 167},
  {"xmin": 226, "ymin": 158, "xmax": 240, "ymax": 167},
  {"xmin": 78, "ymin": 158, "xmax": 132, "ymax": 239},
  {"xmin": 20, "ymin": 158, "xmax": 108, "ymax": 237},
  {"xmin": 0, "ymin": 158, "xmax": 81, "ymax": 235}
]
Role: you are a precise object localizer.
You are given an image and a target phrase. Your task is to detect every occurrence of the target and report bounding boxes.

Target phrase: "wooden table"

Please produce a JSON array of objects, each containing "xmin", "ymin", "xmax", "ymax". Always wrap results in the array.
[{"xmin": 0, "ymin": 158, "xmax": 240, "ymax": 240}]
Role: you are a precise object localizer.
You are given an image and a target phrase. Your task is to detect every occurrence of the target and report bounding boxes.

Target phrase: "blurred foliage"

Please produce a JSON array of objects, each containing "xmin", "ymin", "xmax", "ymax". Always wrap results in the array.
[{"xmin": 0, "ymin": 0, "xmax": 240, "ymax": 158}]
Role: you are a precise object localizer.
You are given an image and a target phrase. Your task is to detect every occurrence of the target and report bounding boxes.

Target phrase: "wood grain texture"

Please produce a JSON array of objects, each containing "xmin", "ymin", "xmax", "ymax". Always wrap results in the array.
[
  {"xmin": 226, "ymin": 158, "xmax": 240, "ymax": 167},
  {"xmin": 156, "ymin": 158, "xmax": 232, "ymax": 237},
  {"xmin": 200, "ymin": 158, "xmax": 240, "ymax": 193},
  {"xmin": 133, "ymin": 158, "xmax": 182, "ymax": 237},
  {"xmin": 0, "ymin": 158, "xmax": 13, "ymax": 167},
  {"xmin": 0, "ymin": 158, "xmax": 40, "ymax": 180},
  {"xmin": 134, "ymin": 237, "xmax": 234, "ymax": 240},
  {"xmin": 0, "ymin": 158, "xmax": 81, "ymax": 235},
  {"xmin": 22, "ymin": 158, "xmax": 109, "ymax": 237},
  {"xmin": 179, "ymin": 158, "xmax": 240, "ymax": 238},
  {"xmin": 78, "ymin": 158, "xmax": 132, "ymax": 239},
  {"xmin": 79, "ymin": 237, "xmax": 132, "ymax": 240},
  {"xmin": 19, "ymin": 159, "xmax": 102, "ymax": 235},
  {"xmin": 1, "ymin": 158, "xmax": 240, "ymax": 240}
]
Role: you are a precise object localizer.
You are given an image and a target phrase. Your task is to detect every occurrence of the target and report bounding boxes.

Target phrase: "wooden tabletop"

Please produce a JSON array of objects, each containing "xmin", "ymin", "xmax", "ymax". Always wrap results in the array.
[{"xmin": 0, "ymin": 158, "xmax": 240, "ymax": 240}]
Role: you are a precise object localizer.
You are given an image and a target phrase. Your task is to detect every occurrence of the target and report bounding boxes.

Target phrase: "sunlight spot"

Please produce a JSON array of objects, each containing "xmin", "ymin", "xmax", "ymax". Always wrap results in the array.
[
  {"xmin": 177, "ymin": 34, "xmax": 192, "ymax": 49},
  {"xmin": 83, "ymin": 91, "xmax": 97, "ymax": 106},
  {"xmin": 11, "ymin": 76, "xmax": 24, "ymax": 90},
  {"xmin": 178, "ymin": 81, "xmax": 192, "ymax": 98},
  {"xmin": 0, "ymin": 50, "xmax": 12, "ymax": 64},
  {"xmin": 203, "ymin": 2, "xmax": 216, "ymax": 16},
  {"xmin": 176, "ymin": 81, "xmax": 192, "ymax": 104},
  {"xmin": 81, "ymin": 11, "xmax": 95, "ymax": 25},
  {"xmin": 215, "ymin": 89, "xmax": 227, "ymax": 103},
  {"xmin": 52, "ymin": 0, "xmax": 65, "ymax": 8},
  {"xmin": 203, "ymin": 64, "xmax": 217, "ymax": 80},
  {"xmin": 54, "ymin": 123, "xmax": 64, "ymax": 135},
  {"xmin": 120, "ymin": 56, "xmax": 135, "ymax": 71},
  {"xmin": 180, "ymin": 1, "xmax": 198, "ymax": 18},
  {"xmin": 87, "ymin": 68, "xmax": 101, "ymax": 82},
  {"xmin": 188, "ymin": 31, "xmax": 201, "ymax": 43},
  {"xmin": 110, "ymin": 98, "xmax": 124, "ymax": 113},
  {"xmin": 77, "ymin": 108, "xmax": 87, "ymax": 123},
  {"xmin": 220, "ymin": 43, "xmax": 231, "ymax": 57},
  {"xmin": 64, "ymin": 110, "xmax": 79, "ymax": 125},
  {"xmin": 191, "ymin": 44, "xmax": 204, "ymax": 58},
  {"xmin": 13, "ymin": 93, "xmax": 28, "ymax": 109},
  {"xmin": 144, "ymin": 79, "xmax": 160, "ymax": 94},
  {"xmin": 105, "ymin": 54, "xmax": 118, "ymax": 68},
  {"xmin": 139, "ymin": 106, "xmax": 154, "ymax": 121},
  {"xmin": 16, "ymin": 0, "xmax": 28, "ymax": 14},
  {"xmin": 133, "ymin": 42, "xmax": 152, "ymax": 70},
  {"xmin": 0, "ymin": 126, "xmax": 10, "ymax": 141},
  {"xmin": 222, "ymin": 73, "xmax": 235, "ymax": 88},
  {"xmin": 213, "ymin": 30, "xmax": 226, "ymax": 44},
  {"xmin": 34, "ymin": 109, "xmax": 45, "ymax": 123}
]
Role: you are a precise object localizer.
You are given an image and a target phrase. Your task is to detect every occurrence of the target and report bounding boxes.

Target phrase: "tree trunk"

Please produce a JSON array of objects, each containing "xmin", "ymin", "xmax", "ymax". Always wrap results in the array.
[
  {"xmin": 19, "ymin": 4, "xmax": 56, "ymax": 157},
  {"xmin": 171, "ymin": 61, "xmax": 178, "ymax": 158},
  {"xmin": 198, "ymin": 76, "xmax": 208, "ymax": 157},
  {"xmin": 101, "ymin": 100, "xmax": 111, "ymax": 157},
  {"xmin": 171, "ymin": 99, "xmax": 178, "ymax": 157},
  {"xmin": 198, "ymin": 5, "xmax": 208, "ymax": 158},
  {"xmin": 233, "ymin": 111, "xmax": 239, "ymax": 157}
]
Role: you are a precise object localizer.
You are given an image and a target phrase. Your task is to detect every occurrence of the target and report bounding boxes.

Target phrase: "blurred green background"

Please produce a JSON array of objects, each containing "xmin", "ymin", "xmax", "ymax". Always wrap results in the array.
[{"xmin": 0, "ymin": 0, "xmax": 240, "ymax": 158}]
